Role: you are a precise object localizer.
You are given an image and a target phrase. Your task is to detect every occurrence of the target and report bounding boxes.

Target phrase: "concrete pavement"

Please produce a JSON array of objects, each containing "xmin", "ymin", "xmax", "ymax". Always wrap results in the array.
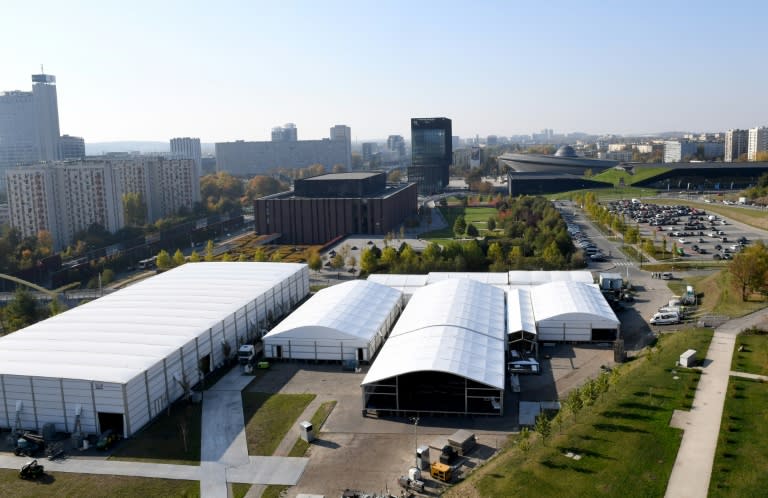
[
  {"xmin": 665, "ymin": 308, "xmax": 768, "ymax": 498},
  {"xmin": 0, "ymin": 454, "xmax": 203, "ymax": 480}
]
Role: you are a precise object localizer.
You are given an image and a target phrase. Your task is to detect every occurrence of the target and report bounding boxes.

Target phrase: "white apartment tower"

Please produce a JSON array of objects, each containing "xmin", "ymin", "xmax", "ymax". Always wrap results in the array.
[
  {"xmin": 724, "ymin": 129, "xmax": 749, "ymax": 162},
  {"xmin": 170, "ymin": 137, "xmax": 202, "ymax": 179},
  {"xmin": 747, "ymin": 127, "xmax": 768, "ymax": 161},
  {"xmin": 6, "ymin": 158, "xmax": 199, "ymax": 249},
  {"xmin": 330, "ymin": 124, "xmax": 352, "ymax": 169}
]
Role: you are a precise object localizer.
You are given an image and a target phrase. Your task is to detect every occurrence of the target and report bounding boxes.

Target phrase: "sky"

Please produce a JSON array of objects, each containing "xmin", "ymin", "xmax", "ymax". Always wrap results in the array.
[{"xmin": 1, "ymin": 0, "xmax": 767, "ymax": 143}]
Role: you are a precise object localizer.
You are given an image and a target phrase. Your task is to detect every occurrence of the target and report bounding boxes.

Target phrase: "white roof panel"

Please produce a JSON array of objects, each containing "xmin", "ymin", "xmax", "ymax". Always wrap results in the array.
[
  {"xmin": 363, "ymin": 279, "xmax": 506, "ymax": 390},
  {"xmin": 264, "ymin": 280, "xmax": 401, "ymax": 343},
  {"xmin": 0, "ymin": 262, "xmax": 306, "ymax": 383},
  {"xmin": 426, "ymin": 272, "xmax": 509, "ymax": 286},
  {"xmin": 507, "ymin": 288, "xmax": 536, "ymax": 335},
  {"xmin": 531, "ymin": 281, "xmax": 619, "ymax": 326}
]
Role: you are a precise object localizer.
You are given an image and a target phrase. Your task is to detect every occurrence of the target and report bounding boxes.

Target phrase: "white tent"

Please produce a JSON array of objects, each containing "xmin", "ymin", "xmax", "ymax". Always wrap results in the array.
[
  {"xmin": 263, "ymin": 280, "xmax": 403, "ymax": 362},
  {"xmin": 507, "ymin": 288, "xmax": 537, "ymax": 353},
  {"xmin": 531, "ymin": 281, "xmax": 620, "ymax": 342},
  {"xmin": 0, "ymin": 262, "xmax": 309, "ymax": 437},
  {"xmin": 362, "ymin": 279, "xmax": 506, "ymax": 416}
]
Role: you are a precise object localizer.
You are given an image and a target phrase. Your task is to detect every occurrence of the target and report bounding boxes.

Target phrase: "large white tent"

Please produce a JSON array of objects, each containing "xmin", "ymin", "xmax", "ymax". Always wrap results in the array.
[
  {"xmin": 507, "ymin": 288, "xmax": 537, "ymax": 353},
  {"xmin": 531, "ymin": 281, "xmax": 620, "ymax": 342},
  {"xmin": 0, "ymin": 262, "xmax": 309, "ymax": 437},
  {"xmin": 263, "ymin": 280, "xmax": 403, "ymax": 362},
  {"xmin": 362, "ymin": 279, "xmax": 506, "ymax": 416}
]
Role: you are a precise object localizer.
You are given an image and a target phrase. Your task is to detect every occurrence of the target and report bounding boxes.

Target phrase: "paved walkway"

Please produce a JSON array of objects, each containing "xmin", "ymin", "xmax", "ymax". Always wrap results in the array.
[
  {"xmin": 665, "ymin": 308, "xmax": 768, "ymax": 498},
  {"xmin": 0, "ymin": 455, "xmax": 203, "ymax": 480},
  {"xmin": 729, "ymin": 370, "xmax": 768, "ymax": 381}
]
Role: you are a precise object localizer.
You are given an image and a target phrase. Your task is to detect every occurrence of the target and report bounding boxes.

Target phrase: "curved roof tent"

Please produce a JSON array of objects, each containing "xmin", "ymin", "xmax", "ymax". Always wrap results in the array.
[
  {"xmin": 507, "ymin": 288, "xmax": 537, "ymax": 352},
  {"xmin": 426, "ymin": 272, "xmax": 509, "ymax": 288},
  {"xmin": 531, "ymin": 281, "xmax": 620, "ymax": 341},
  {"xmin": 507, "ymin": 270, "xmax": 594, "ymax": 287},
  {"xmin": 264, "ymin": 280, "xmax": 402, "ymax": 343},
  {"xmin": 363, "ymin": 278, "xmax": 507, "ymax": 390}
]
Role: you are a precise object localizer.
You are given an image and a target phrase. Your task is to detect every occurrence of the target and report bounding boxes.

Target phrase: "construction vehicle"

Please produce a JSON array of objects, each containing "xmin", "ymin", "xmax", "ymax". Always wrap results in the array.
[
  {"xmin": 14, "ymin": 432, "xmax": 45, "ymax": 457},
  {"xmin": 19, "ymin": 459, "xmax": 45, "ymax": 480},
  {"xmin": 430, "ymin": 461, "xmax": 453, "ymax": 482}
]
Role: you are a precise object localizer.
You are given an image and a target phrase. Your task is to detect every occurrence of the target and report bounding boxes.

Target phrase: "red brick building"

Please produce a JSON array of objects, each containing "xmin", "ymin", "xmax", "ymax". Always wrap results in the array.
[{"xmin": 254, "ymin": 172, "xmax": 417, "ymax": 244}]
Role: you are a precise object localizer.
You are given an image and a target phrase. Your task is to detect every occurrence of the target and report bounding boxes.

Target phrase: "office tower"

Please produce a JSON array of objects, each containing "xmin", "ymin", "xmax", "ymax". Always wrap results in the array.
[
  {"xmin": 387, "ymin": 135, "xmax": 406, "ymax": 158},
  {"xmin": 409, "ymin": 117, "xmax": 452, "ymax": 195},
  {"xmin": 362, "ymin": 142, "xmax": 378, "ymax": 162},
  {"xmin": 59, "ymin": 134, "xmax": 85, "ymax": 160},
  {"xmin": 330, "ymin": 125, "xmax": 352, "ymax": 170},
  {"xmin": 748, "ymin": 127, "xmax": 768, "ymax": 161},
  {"xmin": 0, "ymin": 73, "xmax": 62, "ymax": 187},
  {"xmin": 31, "ymin": 74, "xmax": 61, "ymax": 162},
  {"xmin": 724, "ymin": 129, "xmax": 749, "ymax": 162},
  {"xmin": 271, "ymin": 123, "xmax": 298, "ymax": 142},
  {"xmin": 170, "ymin": 137, "xmax": 202, "ymax": 178},
  {"xmin": 6, "ymin": 158, "xmax": 198, "ymax": 249}
]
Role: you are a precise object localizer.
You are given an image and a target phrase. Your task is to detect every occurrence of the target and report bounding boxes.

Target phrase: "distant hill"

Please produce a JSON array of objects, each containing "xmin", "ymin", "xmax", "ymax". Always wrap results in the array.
[{"xmin": 85, "ymin": 141, "xmax": 216, "ymax": 156}]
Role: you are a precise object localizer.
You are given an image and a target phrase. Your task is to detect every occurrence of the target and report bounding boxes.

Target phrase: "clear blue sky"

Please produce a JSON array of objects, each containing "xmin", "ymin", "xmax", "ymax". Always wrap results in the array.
[{"xmin": 1, "ymin": 0, "xmax": 766, "ymax": 143}]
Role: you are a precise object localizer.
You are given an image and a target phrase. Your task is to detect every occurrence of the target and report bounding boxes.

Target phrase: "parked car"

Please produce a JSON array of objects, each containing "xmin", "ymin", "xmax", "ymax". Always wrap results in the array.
[{"xmin": 650, "ymin": 311, "xmax": 681, "ymax": 325}]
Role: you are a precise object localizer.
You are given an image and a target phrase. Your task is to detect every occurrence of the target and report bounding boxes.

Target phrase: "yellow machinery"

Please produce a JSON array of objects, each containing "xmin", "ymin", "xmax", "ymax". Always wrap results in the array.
[{"xmin": 430, "ymin": 462, "xmax": 452, "ymax": 482}]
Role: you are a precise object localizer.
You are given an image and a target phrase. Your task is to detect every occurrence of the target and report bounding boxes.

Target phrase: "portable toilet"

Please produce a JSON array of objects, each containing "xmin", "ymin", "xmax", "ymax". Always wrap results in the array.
[
  {"xmin": 299, "ymin": 421, "xmax": 314, "ymax": 442},
  {"xmin": 416, "ymin": 445, "xmax": 430, "ymax": 470}
]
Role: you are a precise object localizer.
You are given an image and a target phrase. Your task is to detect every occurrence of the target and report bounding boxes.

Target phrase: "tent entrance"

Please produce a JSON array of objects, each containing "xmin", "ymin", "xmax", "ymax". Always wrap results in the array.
[{"xmin": 98, "ymin": 412, "xmax": 125, "ymax": 437}]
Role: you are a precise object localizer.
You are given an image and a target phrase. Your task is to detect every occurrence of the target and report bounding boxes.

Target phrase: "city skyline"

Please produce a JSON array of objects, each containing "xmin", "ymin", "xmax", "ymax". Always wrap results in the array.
[{"xmin": 2, "ymin": 0, "xmax": 767, "ymax": 143}]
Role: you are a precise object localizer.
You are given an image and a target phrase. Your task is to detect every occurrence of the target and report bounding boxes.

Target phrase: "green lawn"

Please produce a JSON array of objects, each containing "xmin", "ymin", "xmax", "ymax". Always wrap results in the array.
[
  {"xmin": 0, "ymin": 470, "xmax": 199, "ymax": 497},
  {"xmin": 447, "ymin": 328, "xmax": 713, "ymax": 498},
  {"xmin": 549, "ymin": 186, "xmax": 660, "ymax": 202},
  {"xmin": 110, "ymin": 401, "xmax": 201, "ymax": 465},
  {"xmin": 592, "ymin": 167, "xmax": 670, "ymax": 186},
  {"xmin": 732, "ymin": 332, "xmax": 768, "ymax": 375},
  {"xmin": 231, "ymin": 483, "xmax": 252, "ymax": 498},
  {"xmin": 287, "ymin": 400, "xmax": 337, "ymax": 457},
  {"xmin": 710, "ymin": 378, "xmax": 768, "ymax": 497},
  {"xmin": 242, "ymin": 392, "xmax": 315, "ymax": 455},
  {"xmin": 420, "ymin": 206, "xmax": 499, "ymax": 239}
]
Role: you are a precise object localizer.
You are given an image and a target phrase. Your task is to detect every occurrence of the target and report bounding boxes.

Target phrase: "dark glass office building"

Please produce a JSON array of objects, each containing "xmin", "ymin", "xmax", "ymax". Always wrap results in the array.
[{"xmin": 409, "ymin": 117, "xmax": 452, "ymax": 195}]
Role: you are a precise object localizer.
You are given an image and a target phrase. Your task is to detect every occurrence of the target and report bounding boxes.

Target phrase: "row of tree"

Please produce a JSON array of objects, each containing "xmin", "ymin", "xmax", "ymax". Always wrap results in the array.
[{"xmin": 730, "ymin": 241, "xmax": 768, "ymax": 301}]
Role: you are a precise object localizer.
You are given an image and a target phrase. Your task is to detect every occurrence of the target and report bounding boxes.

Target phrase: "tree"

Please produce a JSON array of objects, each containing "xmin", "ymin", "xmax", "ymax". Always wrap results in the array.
[
  {"xmin": 221, "ymin": 253, "xmax": 232, "ymax": 262},
  {"xmin": 466, "ymin": 223, "xmax": 479, "ymax": 237},
  {"xmin": 387, "ymin": 170, "xmax": 402, "ymax": 183},
  {"xmin": 534, "ymin": 412, "xmax": 552, "ymax": 445},
  {"xmin": 487, "ymin": 217, "xmax": 496, "ymax": 231},
  {"xmin": 238, "ymin": 253, "xmax": 248, "ymax": 262},
  {"xmin": 488, "ymin": 242, "xmax": 504, "ymax": 263},
  {"xmin": 584, "ymin": 168, "xmax": 593, "ymax": 178},
  {"xmin": 205, "ymin": 240, "xmax": 215, "ymax": 262},
  {"xmin": 173, "ymin": 249, "xmax": 186, "ymax": 267},
  {"xmin": 253, "ymin": 247, "xmax": 268, "ymax": 262},
  {"xmin": 156, "ymin": 250, "xmax": 172, "ymax": 269},
  {"xmin": 730, "ymin": 241, "xmax": 768, "ymax": 300},
  {"xmin": 330, "ymin": 253, "xmax": 344, "ymax": 269},
  {"xmin": 189, "ymin": 250, "xmax": 201, "ymax": 262},
  {"xmin": 453, "ymin": 215, "xmax": 467, "ymax": 237},
  {"xmin": 2, "ymin": 288, "xmax": 39, "ymax": 332},
  {"xmin": 270, "ymin": 251, "xmax": 283, "ymax": 262},
  {"xmin": 244, "ymin": 176, "xmax": 287, "ymax": 202},
  {"xmin": 101, "ymin": 268, "xmax": 115, "ymax": 285},
  {"xmin": 380, "ymin": 246, "xmax": 399, "ymax": 267},
  {"xmin": 360, "ymin": 247, "xmax": 379, "ymax": 274},
  {"xmin": 307, "ymin": 250, "xmax": 322, "ymax": 272},
  {"xmin": 122, "ymin": 192, "xmax": 147, "ymax": 226}
]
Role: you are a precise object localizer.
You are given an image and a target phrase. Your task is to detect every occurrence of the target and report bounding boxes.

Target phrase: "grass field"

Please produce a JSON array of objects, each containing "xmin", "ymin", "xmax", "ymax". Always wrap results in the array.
[
  {"xmin": 690, "ymin": 271, "xmax": 767, "ymax": 318},
  {"xmin": 110, "ymin": 401, "xmax": 201, "ymax": 465},
  {"xmin": 446, "ymin": 328, "xmax": 713, "ymax": 498},
  {"xmin": 420, "ymin": 206, "xmax": 499, "ymax": 239},
  {"xmin": 0, "ymin": 470, "xmax": 199, "ymax": 497},
  {"xmin": 710, "ymin": 377, "xmax": 768, "ymax": 497},
  {"xmin": 732, "ymin": 333, "xmax": 768, "ymax": 375},
  {"xmin": 549, "ymin": 186, "xmax": 659, "ymax": 202},
  {"xmin": 242, "ymin": 392, "xmax": 315, "ymax": 455},
  {"xmin": 592, "ymin": 167, "xmax": 670, "ymax": 186}
]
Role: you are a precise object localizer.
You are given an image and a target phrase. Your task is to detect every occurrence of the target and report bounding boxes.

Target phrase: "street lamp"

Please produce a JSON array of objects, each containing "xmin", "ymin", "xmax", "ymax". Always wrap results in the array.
[{"xmin": 409, "ymin": 416, "xmax": 419, "ymax": 466}]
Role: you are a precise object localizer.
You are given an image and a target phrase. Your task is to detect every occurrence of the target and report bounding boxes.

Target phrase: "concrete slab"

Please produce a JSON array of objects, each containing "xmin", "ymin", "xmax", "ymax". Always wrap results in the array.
[
  {"xmin": 208, "ymin": 367, "xmax": 256, "ymax": 392},
  {"xmin": 0, "ymin": 454, "xmax": 202, "ymax": 480},
  {"xmin": 200, "ymin": 462, "xmax": 227, "ymax": 498},
  {"xmin": 227, "ymin": 456, "xmax": 308, "ymax": 485},
  {"xmin": 519, "ymin": 401, "xmax": 541, "ymax": 426},
  {"xmin": 201, "ymin": 390, "xmax": 249, "ymax": 466}
]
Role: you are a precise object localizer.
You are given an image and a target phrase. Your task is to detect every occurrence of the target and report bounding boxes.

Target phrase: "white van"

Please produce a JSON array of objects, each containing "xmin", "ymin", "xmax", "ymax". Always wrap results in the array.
[{"xmin": 650, "ymin": 311, "xmax": 680, "ymax": 325}]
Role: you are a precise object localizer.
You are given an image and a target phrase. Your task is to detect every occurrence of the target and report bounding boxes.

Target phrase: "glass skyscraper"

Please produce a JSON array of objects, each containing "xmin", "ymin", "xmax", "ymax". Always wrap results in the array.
[{"xmin": 409, "ymin": 117, "xmax": 452, "ymax": 195}]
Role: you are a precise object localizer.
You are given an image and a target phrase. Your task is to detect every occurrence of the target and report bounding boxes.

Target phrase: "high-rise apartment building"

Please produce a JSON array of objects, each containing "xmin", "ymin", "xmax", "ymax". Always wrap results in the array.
[
  {"xmin": 59, "ymin": 134, "xmax": 85, "ymax": 160},
  {"xmin": 663, "ymin": 140, "xmax": 697, "ymax": 163},
  {"xmin": 362, "ymin": 142, "xmax": 378, "ymax": 162},
  {"xmin": 725, "ymin": 129, "xmax": 749, "ymax": 162},
  {"xmin": 216, "ymin": 124, "xmax": 352, "ymax": 176},
  {"xmin": 0, "ymin": 73, "xmax": 63, "ymax": 187},
  {"xmin": 747, "ymin": 127, "xmax": 768, "ymax": 161},
  {"xmin": 387, "ymin": 135, "xmax": 406, "ymax": 158},
  {"xmin": 6, "ymin": 158, "xmax": 199, "ymax": 249},
  {"xmin": 271, "ymin": 123, "xmax": 297, "ymax": 142},
  {"xmin": 409, "ymin": 117, "xmax": 452, "ymax": 195},
  {"xmin": 170, "ymin": 137, "xmax": 202, "ymax": 179}
]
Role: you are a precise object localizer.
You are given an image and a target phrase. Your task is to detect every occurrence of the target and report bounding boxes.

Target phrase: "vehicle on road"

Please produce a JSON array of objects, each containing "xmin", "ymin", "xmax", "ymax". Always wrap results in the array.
[{"xmin": 651, "ymin": 311, "xmax": 681, "ymax": 325}]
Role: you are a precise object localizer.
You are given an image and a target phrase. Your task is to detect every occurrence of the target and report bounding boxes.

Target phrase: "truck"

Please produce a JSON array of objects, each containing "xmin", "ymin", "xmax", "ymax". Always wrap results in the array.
[{"xmin": 237, "ymin": 344, "xmax": 263, "ymax": 365}]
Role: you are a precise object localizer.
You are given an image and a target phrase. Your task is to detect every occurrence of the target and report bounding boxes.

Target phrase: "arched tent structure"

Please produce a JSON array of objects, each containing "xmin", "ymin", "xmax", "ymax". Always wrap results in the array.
[
  {"xmin": 531, "ymin": 281, "xmax": 620, "ymax": 342},
  {"xmin": 263, "ymin": 280, "xmax": 403, "ymax": 363},
  {"xmin": 362, "ymin": 279, "xmax": 506, "ymax": 416},
  {"xmin": 507, "ymin": 288, "xmax": 537, "ymax": 355}
]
